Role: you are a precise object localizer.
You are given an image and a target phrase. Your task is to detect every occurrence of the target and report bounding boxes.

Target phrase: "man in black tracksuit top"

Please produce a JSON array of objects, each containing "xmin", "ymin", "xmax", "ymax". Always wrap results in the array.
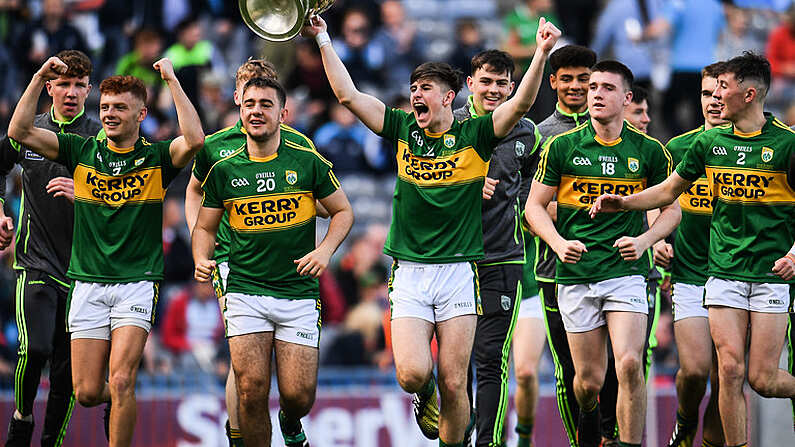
[
  {"xmin": 3, "ymin": 50, "xmax": 101, "ymax": 447},
  {"xmin": 454, "ymin": 50, "xmax": 541, "ymax": 447}
]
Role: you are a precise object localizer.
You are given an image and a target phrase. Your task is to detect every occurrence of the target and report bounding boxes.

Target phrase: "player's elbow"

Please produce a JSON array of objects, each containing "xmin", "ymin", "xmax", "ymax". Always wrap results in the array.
[
  {"xmin": 7, "ymin": 124, "xmax": 29, "ymax": 143},
  {"xmin": 186, "ymin": 133, "xmax": 205, "ymax": 153}
]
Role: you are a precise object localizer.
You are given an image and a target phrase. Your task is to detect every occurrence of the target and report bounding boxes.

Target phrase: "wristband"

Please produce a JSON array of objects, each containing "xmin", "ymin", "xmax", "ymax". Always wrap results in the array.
[{"xmin": 316, "ymin": 31, "xmax": 331, "ymax": 48}]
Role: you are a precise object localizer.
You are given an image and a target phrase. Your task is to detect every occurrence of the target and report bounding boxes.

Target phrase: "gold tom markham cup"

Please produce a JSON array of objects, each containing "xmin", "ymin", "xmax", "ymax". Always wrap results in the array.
[{"xmin": 239, "ymin": 0, "xmax": 335, "ymax": 41}]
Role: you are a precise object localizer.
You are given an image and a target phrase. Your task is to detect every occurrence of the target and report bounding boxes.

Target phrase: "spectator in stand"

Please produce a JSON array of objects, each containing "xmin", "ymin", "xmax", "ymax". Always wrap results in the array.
[
  {"xmin": 16, "ymin": 0, "xmax": 91, "ymax": 82},
  {"xmin": 554, "ymin": 0, "xmax": 595, "ymax": 46},
  {"xmin": 334, "ymin": 225, "xmax": 389, "ymax": 309},
  {"xmin": 766, "ymin": 4, "xmax": 795, "ymax": 114},
  {"xmin": 645, "ymin": 0, "xmax": 725, "ymax": 135},
  {"xmin": 198, "ymin": 72, "xmax": 232, "ymax": 133},
  {"xmin": 285, "ymin": 39, "xmax": 336, "ymax": 131},
  {"xmin": 503, "ymin": 0, "xmax": 559, "ymax": 74},
  {"xmin": 370, "ymin": 0, "xmax": 426, "ymax": 97},
  {"xmin": 591, "ymin": 0, "xmax": 660, "ymax": 88},
  {"xmin": 116, "ymin": 28, "xmax": 164, "ymax": 89},
  {"xmin": 161, "ymin": 281, "xmax": 224, "ymax": 372},
  {"xmin": 332, "ymin": 8, "xmax": 385, "ymax": 92},
  {"xmin": 448, "ymin": 18, "xmax": 487, "ymax": 77},
  {"xmin": 163, "ymin": 197, "xmax": 193, "ymax": 284},
  {"xmin": 716, "ymin": 5, "xmax": 770, "ymax": 62},
  {"xmin": 0, "ymin": 0, "xmax": 26, "ymax": 44},
  {"xmin": 314, "ymin": 102, "xmax": 388, "ymax": 175},
  {"xmin": 0, "ymin": 45, "xmax": 18, "ymax": 130}
]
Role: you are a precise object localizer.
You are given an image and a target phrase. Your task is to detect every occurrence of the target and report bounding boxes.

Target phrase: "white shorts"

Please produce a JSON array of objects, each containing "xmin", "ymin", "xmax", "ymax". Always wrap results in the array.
[
  {"xmin": 224, "ymin": 292, "xmax": 321, "ymax": 347},
  {"xmin": 68, "ymin": 280, "xmax": 159, "ymax": 340},
  {"xmin": 557, "ymin": 275, "xmax": 648, "ymax": 333},
  {"xmin": 704, "ymin": 277, "xmax": 792, "ymax": 313},
  {"xmin": 388, "ymin": 259, "xmax": 480, "ymax": 323},
  {"xmin": 518, "ymin": 295, "xmax": 543, "ymax": 320},
  {"xmin": 671, "ymin": 282, "xmax": 707, "ymax": 321}
]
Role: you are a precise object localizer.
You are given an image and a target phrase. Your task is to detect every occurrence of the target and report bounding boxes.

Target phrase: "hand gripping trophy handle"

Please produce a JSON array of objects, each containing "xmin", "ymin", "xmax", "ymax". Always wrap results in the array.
[{"xmin": 239, "ymin": 0, "xmax": 335, "ymax": 42}]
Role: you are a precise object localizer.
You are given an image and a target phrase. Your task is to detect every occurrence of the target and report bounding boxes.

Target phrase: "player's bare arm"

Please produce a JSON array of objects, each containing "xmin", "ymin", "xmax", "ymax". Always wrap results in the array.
[
  {"xmin": 589, "ymin": 171, "xmax": 692, "ymax": 217},
  {"xmin": 302, "ymin": 15, "xmax": 386, "ymax": 133},
  {"xmin": 192, "ymin": 206, "xmax": 224, "ymax": 282},
  {"xmin": 294, "ymin": 188, "xmax": 354, "ymax": 278},
  {"xmin": 156, "ymin": 58, "xmax": 205, "ymax": 168},
  {"xmin": 614, "ymin": 201, "xmax": 681, "ymax": 261},
  {"xmin": 0, "ymin": 206, "xmax": 13, "ymax": 250},
  {"xmin": 492, "ymin": 18, "xmax": 561, "ymax": 138},
  {"xmin": 525, "ymin": 179, "xmax": 587, "ymax": 263},
  {"xmin": 7, "ymin": 57, "xmax": 64, "ymax": 160},
  {"xmin": 185, "ymin": 174, "xmax": 203, "ymax": 234}
]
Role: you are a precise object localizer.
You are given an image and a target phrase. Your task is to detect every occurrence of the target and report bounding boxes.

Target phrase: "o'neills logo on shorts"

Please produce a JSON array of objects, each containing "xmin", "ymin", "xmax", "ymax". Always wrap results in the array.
[
  {"xmin": 706, "ymin": 166, "xmax": 795, "ymax": 205},
  {"xmin": 557, "ymin": 175, "xmax": 646, "ymax": 208},
  {"xmin": 679, "ymin": 177, "xmax": 713, "ymax": 214},
  {"xmin": 226, "ymin": 192, "xmax": 315, "ymax": 232},
  {"xmin": 74, "ymin": 164, "xmax": 165, "ymax": 206}
]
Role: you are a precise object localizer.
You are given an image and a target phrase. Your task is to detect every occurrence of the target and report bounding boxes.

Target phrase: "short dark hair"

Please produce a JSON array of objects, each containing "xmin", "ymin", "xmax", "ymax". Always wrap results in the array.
[
  {"xmin": 549, "ymin": 45, "xmax": 597, "ymax": 73},
  {"xmin": 591, "ymin": 60, "xmax": 634, "ymax": 90},
  {"xmin": 630, "ymin": 85, "xmax": 649, "ymax": 105},
  {"xmin": 99, "ymin": 75, "xmax": 147, "ymax": 104},
  {"xmin": 242, "ymin": 77, "xmax": 287, "ymax": 108},
  {"xmin": 720, "ymin": 51, "xmax": 770, "ymax": 95},
  {"xmin": 470, "ymin": 49, "xmax": 514, "ymax": 78},
  {"xmin": 55, "ymin": 50, "xmax": 92, "ymax": 79},
  {"xmin": 701, "ymin": 61, "xmax": 726, "ymax": 79},
  {"xmin": 410, "ymin": 62, "xmax": 464, "ymax": 96}
]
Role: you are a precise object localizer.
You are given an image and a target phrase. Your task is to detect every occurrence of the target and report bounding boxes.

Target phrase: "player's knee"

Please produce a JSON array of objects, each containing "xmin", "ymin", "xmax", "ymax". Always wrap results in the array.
[
  {"xmin": 281, "ymin": 388, "xmax": 316, "ymax": 417},
  {"xmin": 438, "ymin": 372, "xmax": 466, "ymax": 401},
  {"xmin": 677, "ymin": 365, "xmax": 709, "ymax": 387},
  {"xmin": 74, "ymin": 386, "xmax": 104, "ymax": 407},
  {"xmin": 717, "ymin": 356, "xmax": 745, "ymax": 384},
  {"xmin": 236, "ymin": 375, "xmax": 269, "ymax": 402},
  {"xmin": 514, "ymin": 362, "xmax": 538, "ymax": 389},
  {"xmin": 574, "ymin": 374, "xmax": 602, "ymax": 398},
  {"xmin": 396, "ymin": 368, "xmax": 430, "ymax": 393},
  {"xmin": 108, "ymin": 372, "xmax": 134, "ymax": 397},
  {"xmin": 747, "ymin": 366, "xmax": 777, "ymax": 398},
  {"xmin": 615, "ymin": 353, "xmax": 643, "ymax": 384}
]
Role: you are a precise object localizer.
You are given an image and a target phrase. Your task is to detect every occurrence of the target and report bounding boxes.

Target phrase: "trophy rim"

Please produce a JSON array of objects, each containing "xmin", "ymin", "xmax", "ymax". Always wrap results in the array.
[{"xmin": 239, "ymin": 0, "xmax": 308, "ymax": 42}]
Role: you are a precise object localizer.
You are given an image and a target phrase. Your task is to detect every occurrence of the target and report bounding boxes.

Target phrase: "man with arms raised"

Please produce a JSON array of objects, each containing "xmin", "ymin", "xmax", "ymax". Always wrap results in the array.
[
  {"xmin": 8, "ymin": 57, "xmax": 204, "ymax": 447},
  {"xmin": 654, "ymin": 62, "xmax": 727, "ymax": 447},
  {"xmin": 2, "ymin": 49, "xmax": 100, "ymax": 447},
  {"xmin": 592, "ymin": 52, "xmax": 795, "ymax": 447},
  {"xmin": 183, "ymin": 59, "xmax": 319, "ymax": 447},
  {"xmin": 193, "ymin": 76, "xmax": 353, "ymax": 447},
  {"xmin": 303, "ymin": 14, "xmax": 559, "ymax": 447},
  {"xmin": 452, "ymin": 49, "xmax": 543, "ymax": 447},
  {"xmin": 526, "ymin": 60, "xmax": 679, "ymax": 447}
]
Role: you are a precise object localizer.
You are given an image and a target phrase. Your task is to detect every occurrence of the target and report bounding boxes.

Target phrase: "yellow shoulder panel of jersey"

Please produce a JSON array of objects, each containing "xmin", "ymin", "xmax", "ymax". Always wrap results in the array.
[
  {"xmin": 280, "ymin": 123, "xmax": 318, "ymax": 150},
  {"xmin": 626, "ymin": 126, "xmax": 673, "ymax": 175},
  {"xmin": 283, "ymin": 138, "xmax": 333, "ymax": 168},
  {"xmin": 667, "ymin": 126, "xmax": 702, "ymax": 145}
]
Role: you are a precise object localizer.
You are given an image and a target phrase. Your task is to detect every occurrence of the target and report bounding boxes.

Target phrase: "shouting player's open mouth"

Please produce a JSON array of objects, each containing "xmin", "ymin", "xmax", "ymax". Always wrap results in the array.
[{"xmin": 413, "ymin": 101, "xmax": 430, "ymax": 123}]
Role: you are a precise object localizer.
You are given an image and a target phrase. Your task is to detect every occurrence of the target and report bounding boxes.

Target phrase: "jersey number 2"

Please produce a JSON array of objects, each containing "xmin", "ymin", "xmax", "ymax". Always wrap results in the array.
[{"xmin": 257, "ymin": 178, "xmax": 276, "ymax": 192}]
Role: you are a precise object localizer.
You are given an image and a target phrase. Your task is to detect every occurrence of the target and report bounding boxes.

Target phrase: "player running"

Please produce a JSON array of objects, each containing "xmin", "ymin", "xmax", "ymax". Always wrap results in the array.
[
  {"xmin": 591, "ymin": 52, "xmax": 795, "ymax": 447},
  {"xmin": 8, "ymin": 57, "xmax": 204, "ymax": 447},
  {"xmin": 526, "ymin": 60, "xmax": 679, "ymax": 447},
  {"xmin": 184, "ymin": 58, "xmax": 320, "ymax": 447},
  {"xmin": 1, "ymin": 49, "xmax": 101, "ymax": 447},
  {"xmin": 302, "ymin": 13, "xmax": 559, "ymax": 447},
  {"xmin": 654, "ymin": 62, "xmax": 727, "ymax": 447},
  {"xmin": 452, "ymin": 49, "xmax": 543, "ymax": 447}
]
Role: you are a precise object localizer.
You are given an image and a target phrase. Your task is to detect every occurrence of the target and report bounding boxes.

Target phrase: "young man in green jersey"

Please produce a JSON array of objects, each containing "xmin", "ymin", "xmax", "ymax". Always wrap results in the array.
[
  {"xmin": 1, "ymin": 49, "xmax": 101, "ymax": 447},
  {"xmin": 192, "ymin": 77, "xmax": 353, "ymax": 447},
  {"xmin": 453, "ymin": 49, "xmax": 544, "ymax": 447},
  {"xmin": 302, "ymin": 14, "xmax": 560, "ymax": 447},
  {"xmin": 526, "ymin": 60, "xmax": 680, "ymax": 447},
  {"xmin": 591, "ymin": 52, "xmax": 795, "ymax": 447},
  {"xmin": 184, "ymin": 58, "xmax": 294, "ymax": 447},
  {"xmin": 8, "ymin": 57, "xmax": 204, "ymax": 447},
  {"xmin": 652, "ymin": 62, "xmax": 727, "ymax": 447}
]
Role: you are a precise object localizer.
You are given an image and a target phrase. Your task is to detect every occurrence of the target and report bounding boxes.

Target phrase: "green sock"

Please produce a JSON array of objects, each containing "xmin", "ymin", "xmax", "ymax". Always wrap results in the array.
[
  {"xmin": 439, "ymin": 440, "xmax": 464, "ymax": 447},
  {"xmin": 702, "ymin": 439, "xmax": 722, "ymax": 447},
  {"xmin": 726, "ymin": 444, "xmax": 747, "ymax": 447},
  {"xmin": 419, "ymin": 374, "xmax": 436, "ymax": 399},
  {"xmin": 279, "ymin": 410, "xmax": 306, "ymax": 444},
  {"xmin": 225, "ymin": 420, "xmax": 244, "ymax": 447},
  {"xmin": 676, "ymin": 410, "xmax": 697, "ymax": 430},
  {"xmin": 516, "ymin": 421, "xmax": 532, "ymax": 447},
  {"xmin": 617, "ymin": 442, "xmax": 641, "ymax": 447}
]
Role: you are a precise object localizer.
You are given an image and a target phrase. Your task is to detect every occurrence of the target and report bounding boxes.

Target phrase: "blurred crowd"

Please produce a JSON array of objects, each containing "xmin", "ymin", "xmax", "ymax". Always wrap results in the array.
[{"xmin": 0, "ymin": 0, "xmax": 794, "ymax": 387}]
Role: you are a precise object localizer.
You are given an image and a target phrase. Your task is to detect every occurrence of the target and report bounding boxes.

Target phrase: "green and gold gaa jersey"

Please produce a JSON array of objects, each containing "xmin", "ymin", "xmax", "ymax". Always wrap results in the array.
[
  {"xmin": 55, "ymin": 134, "xmax": 181, "ymax": 282},
  {"xmin": 677, "ymin": 115, "xmax": 795, "ymax": 283},
  {"xmin": 535, "ymin": 121, "xmax": 672, "ymax": 284},
  {"xmin": 201, "ymin": 138, "xmax": 339, "ymax": 298},
  {"xmin": 193, "ymin": 121, "xmax": 317, "ymax": 264},
  {"xmin": 667, "ymin": 126, "xmax": 712, "ymax": 286},
  {"xmin": 377, "ymin": 108, "xmax": 499, "ymax": 263}
]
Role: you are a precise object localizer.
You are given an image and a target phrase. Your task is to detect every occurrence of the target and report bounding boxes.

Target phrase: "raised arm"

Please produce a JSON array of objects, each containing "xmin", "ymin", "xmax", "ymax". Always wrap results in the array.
[
  {"xmin": 525, "ymin": 179, "xmax": 587, "ymax": 264},
  {"xmin": 590, "ymin": 171, "xmax": 692, "ymax": 217},
  {"xmin": 155, "ymin": 58, "xmax": 205, "ymax": 168},
  {"xmin": 302, "ymin": 15, "xmax": 386, "ymax": 134},
  {"xmin": 492, "ymin": 18, "xmax": 561, "ymax": 138},
  {"xmin": 192, "ymin": 205, "xmax": 224, "ymax": 282},
  {"xmin": 8, "ymin": 58, "xmax": 64, "ymax": 160},
  {"xmin": 294, "ymin": 188, "xmax": 354, "ymax": 278}
]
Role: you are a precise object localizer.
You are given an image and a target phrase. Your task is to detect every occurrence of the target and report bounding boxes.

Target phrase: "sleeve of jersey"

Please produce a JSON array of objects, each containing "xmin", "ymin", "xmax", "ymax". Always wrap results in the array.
[
  {"xmin": 200, "ymin": 167, "xmax": 224, "ymax": 209},
  {"xmin": 675, "ymin": 133, "xmax": 708, "ymax": 181},
  {"xmin": 55, "ymin": 133, "xmax": 84, "ymax": 172},
  {"xmin": 313, "ymin": 156, "xmax": 340, "ymax": 200},
  {"xmin": 472, "ymin": 113, "xmax": 498, "ymax": 161},
  {"xmin": 533, "ymin": 137, "xmax": 561, "ymax": 186},
  {"xmin": 158, "ymin": 139, "xmax": 182, "ymax": 186},
  {"xmin": 376, "ymin": 107, "xmax": 404, "ymax": 142},
  {"xmin": 192, "ymin": 146, "xmax": 210, "ymax": 182},
  {"xmin": 648, "ymin": 142, "xmax": 673, "ymax": 186}
]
